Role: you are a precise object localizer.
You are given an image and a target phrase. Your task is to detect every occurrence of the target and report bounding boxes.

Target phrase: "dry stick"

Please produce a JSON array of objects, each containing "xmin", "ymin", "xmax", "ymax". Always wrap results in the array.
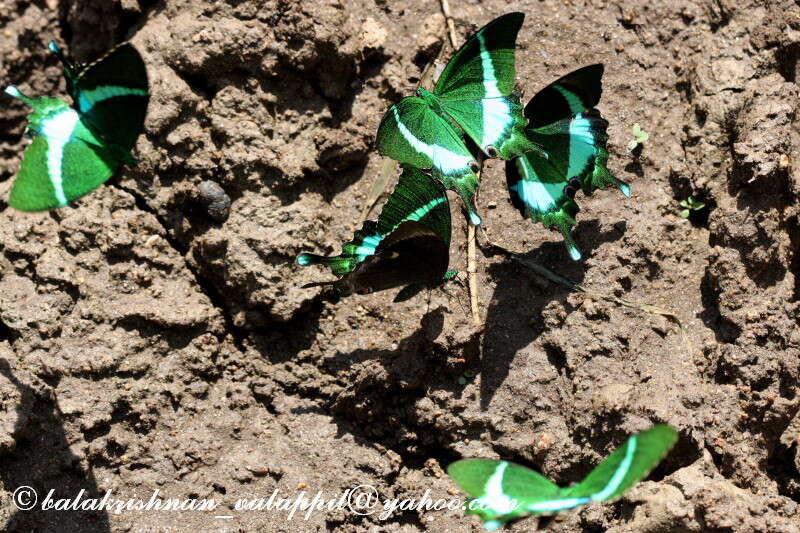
[
  {"xmin": 439, "ymin": 0, "xmax": 481, "ymax": 325},
  {"xmin": 360, "ymin": 39, "xmax": 449, "ymax": 222}
]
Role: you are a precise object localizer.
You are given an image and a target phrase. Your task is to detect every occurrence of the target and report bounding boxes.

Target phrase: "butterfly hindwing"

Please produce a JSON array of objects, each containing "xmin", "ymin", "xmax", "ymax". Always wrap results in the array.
[
  {"xmin": 524, "ymin": 64, "xmax": 604, "ymax": 128},
  {"xmin": 297, "ymin": 166, "xmax": 453, "ymax": 297},
  {"xmin": 377, "ymin": 165, "xmax": 452, "ymax": 245},
  {"xmin": 507, "ymin": 151, "xmax": 582, "ymax": 260},
  {"xmin": 347, "ymin": 220, "xmax": 449, "ymax": 294}
]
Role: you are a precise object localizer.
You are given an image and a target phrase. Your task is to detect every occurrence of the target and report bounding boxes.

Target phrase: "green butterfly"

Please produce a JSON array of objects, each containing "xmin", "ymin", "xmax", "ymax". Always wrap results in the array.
[
  {"xmin": 376, "ymin": 12, "xmax": 540, "ymax": 226},
  {"xmin": 507, "ymin": 64, "xmax": 630, "ymax": 260},
  {"xmin": 5, "ymin": 41, "xmax": 149, "ymax": 211},
  {"xmin": 448, "ymin": 425, "xmax": 678, "ymax": 531},
  {"xmin": 297, "ymin": 165, "xmax": 456, "ymax": 302}
]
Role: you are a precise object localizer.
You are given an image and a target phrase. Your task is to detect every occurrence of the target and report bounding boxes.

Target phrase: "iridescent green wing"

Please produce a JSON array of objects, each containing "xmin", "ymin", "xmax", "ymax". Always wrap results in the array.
[
  {"xmin": 507, "ymin": 150, "xmax": 582, "ymax": 260},
  {"xmin": 561, "ymin": 425, "xmax": 678, "ymax": 502},
  {"xmin": 297, "ymin": 220, "xmax": 382, "ymax": 277},
  {"xmin": 524, "ymin": 64, "xmax": 604, "ymax": 128},
  {"xmin": 52, "ymin": 41, "xmax": 149, "ymax": 154},
  {"xmin": 433, "ymin": 13, "xmax": 523, "ymax": 100},
  {"xmin": 448, "ymin": 426, "xmax": 678, "ymax": 531},
  {"xmin": 448, "ymin": 459, "xmax": 561, "ymax": 531},
  {"xmin": 5, "ymin": 90, "xmax": 119, "ymax": 211},
  {"xmin": 439, "ymin": 92, "xmax": 536, "ymax": 160},
  {"xmin": 522, "ymin": 64, "xmax": 627, "ymax": 196},
  {"xmin": 297, "ymin": 166, "xmax": 451, "ymax": 277},
  {"xmin": 509, "ymin": 65, "xmax": 628, "ymax": 260},
  {"xmin": 377, "ymin": 165, "xmax": 451, "ymax": 245},
  {"xmin": 433, "ymin": 13, "xmax": 536, "ymax": 160},
  {"xmin": 376, "ymin": 97, "xmax": 482, "ymax": 225},
  {"xmin": 343, "ymin": 220, "xmax": 450, "ymax": 296}
]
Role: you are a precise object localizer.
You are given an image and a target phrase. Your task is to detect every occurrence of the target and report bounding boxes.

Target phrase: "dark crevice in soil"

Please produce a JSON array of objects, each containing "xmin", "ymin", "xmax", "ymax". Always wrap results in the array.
[
  {"xmin": 111, "ymin": 181, "xmax": 248, "ymax": 351},
  {"xmin": 174, "ymin": 69, "xmax": 218, "ymax": 102},
  {"xmin": 776, "ymin": 43, "xmax": 800, "ymax": 84},
  {"xmin": 0, "ymin": 315, "xmax": 14, "ymax": 344},
  {"xmin": 766, "ymin": 440, "xmax": 800, "ymax": 503},
  {"xmin": 656, "ymin": 431, "xmax": 704, "ymax": 479},
  {"xmin": 698, "ymin": 267, "xmax": 742, "ymax": 343},
  {"xmin": 787, "ymin": 213, "xmax": 800, "ymax": 301},
  {"xmin": 118, "ymin": 0, "xmax": 165, "ymax": 38}
]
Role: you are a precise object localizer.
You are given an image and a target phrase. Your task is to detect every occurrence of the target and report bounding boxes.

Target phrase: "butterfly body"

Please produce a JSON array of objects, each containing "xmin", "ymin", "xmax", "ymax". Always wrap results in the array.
[
  {"xmin": 297, "ymin": 166, "xmax": 454, "ymax": 300},
  {"xmin": 509, "ymin": 64, "xmax": 630, "ymax": 260},
  {"xmin": 377, "ymin": 13, "xmax": 539, "ymax": 226},
  {"xmin": 5, "ymin": 42, "xmax": 149, "ymax": 211}
]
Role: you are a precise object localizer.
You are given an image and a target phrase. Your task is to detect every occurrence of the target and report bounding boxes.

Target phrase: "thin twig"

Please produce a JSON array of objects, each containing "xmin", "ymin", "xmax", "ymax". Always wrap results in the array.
[
  {"xmin": 439, "ymin": 0, "xmax": 480, "ymax": 325},
  {"xmin": 360, "ymin": 157, "xmax": 397, "ymax": 222},
  {"xmin": 468, "ymin": 202, "xmax": 480, "ymax": 325},
  {"xmin": 440, "ymin": 0, "xmax": 458, "ymax": 48}
]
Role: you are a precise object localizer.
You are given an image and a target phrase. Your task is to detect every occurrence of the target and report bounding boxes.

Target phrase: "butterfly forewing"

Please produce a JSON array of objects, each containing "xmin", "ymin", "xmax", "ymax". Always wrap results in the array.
[
  {"xmin": 433, "ymin": 12, "xmax": 524, "ymax": 101},
  {"xmin": 8, "ymin": 137, "xmax": 60, "ymax": 211},
  {"xmin": 376, "ymin": 98, "xmax": 482, "ymax": 224},
  {"xmin": 72, "ymin": 43, "xmax": 149, "ymax": 152},
  {"xmin": 440, "ymin": 93, "xmax": 533, "ymax": 160},
  {"xmin": 524, "ymin": 64, "xmax": 604, "ymax": 128}
]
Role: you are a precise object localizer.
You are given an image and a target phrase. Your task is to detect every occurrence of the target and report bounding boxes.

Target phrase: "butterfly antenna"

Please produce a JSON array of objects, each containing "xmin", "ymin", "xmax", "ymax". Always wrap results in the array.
[{"xmin": 4, "ymin": 86, "xmax": 35, "ymax": 106}]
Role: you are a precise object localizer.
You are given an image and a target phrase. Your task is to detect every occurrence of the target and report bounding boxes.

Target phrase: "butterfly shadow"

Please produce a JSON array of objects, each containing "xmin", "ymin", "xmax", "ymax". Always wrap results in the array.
[
  {"xmin": 479, "ymin": 220, "xmax": 624, "ymax": 410},
  {"xmin": 294, "ymin": 306, "xmax": 481, "ymax": 442},
  {"xmin": 0, "ymin": 357, "xmax": 112, "ymax": 532}
]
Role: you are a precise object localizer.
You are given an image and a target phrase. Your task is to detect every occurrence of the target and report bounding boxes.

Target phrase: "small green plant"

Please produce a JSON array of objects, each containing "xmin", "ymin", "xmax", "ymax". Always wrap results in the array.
[
  {"xmin": 627, "ymin": 123, "xmax": 649, "ymax": 152},
  {"xmin": 679, "ymin": 196, "xmax": 706, "ymax": 218}
]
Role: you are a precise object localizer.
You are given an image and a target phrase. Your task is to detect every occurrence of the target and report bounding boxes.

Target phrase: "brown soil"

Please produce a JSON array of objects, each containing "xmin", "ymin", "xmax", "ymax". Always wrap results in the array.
[{"xmin": 1, "ymin": 0, "xmax": 799, "ymax": 532}]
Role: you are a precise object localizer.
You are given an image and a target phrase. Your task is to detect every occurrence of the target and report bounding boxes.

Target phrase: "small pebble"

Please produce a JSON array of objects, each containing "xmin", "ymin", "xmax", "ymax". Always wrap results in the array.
[{"xmin": 198, "ymin": 180, "xmax": 231, "ymax": 222}]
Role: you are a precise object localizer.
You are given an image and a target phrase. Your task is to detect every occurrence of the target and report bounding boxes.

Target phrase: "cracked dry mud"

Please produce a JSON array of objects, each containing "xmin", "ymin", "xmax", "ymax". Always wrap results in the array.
[{"xmin": 1, "ymin": 0, "xmax": 799, "ymax": 532}]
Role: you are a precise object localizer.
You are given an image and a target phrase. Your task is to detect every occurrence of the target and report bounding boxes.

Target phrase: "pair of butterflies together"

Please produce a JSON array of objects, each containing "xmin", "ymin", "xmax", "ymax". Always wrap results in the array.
[
  {"xmin": 298, "ymin": 12, "xmax": 629, "ymax": 298},
  {"xmin": 448, "ymin": 425, "xmax": 677, "ymax": 530},
  {"xmin": 5, "ymin": 42, "xmax": 148, "ymax": 211}
]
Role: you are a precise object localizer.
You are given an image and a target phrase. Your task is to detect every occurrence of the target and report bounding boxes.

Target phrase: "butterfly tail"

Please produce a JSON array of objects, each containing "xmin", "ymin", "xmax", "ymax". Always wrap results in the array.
[
  {"xmin": 507, "ymin": 155, "xmax": 583, "ymax": 260},
  {"xmin": 585, "ymin": 147, "xmax": 630, "ymax": 197},
  {"xmin": 48, "ymin": 41, "xmax": 78, "ymax": 78},
  {"xmin": 434, "ymin": 169, "xmax": 482, "ymax": 225},
  {"xmin": 542, "ymin": 200, "xmax": 582, "ymax": 261},
  {"xmin": 4, "ymin": 86, "xmax": 35, "ymax": 107},
  {"xmin": 297, "ymin": 253, "xmax": 334, "ymax": 267}
]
